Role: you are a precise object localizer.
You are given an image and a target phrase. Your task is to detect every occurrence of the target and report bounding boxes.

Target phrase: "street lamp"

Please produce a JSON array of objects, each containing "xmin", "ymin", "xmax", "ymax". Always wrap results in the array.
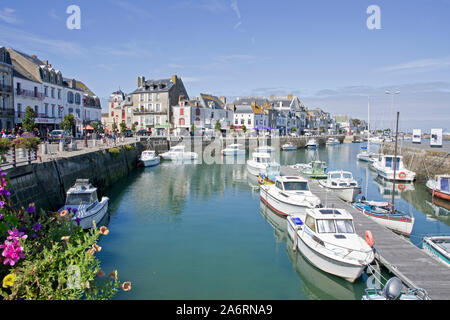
[{"xmin": 385, "ymin": 90, "xmax": 400, "ymax": 135}]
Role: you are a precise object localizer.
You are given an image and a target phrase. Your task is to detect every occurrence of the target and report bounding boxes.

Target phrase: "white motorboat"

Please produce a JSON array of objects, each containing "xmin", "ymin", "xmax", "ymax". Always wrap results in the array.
[
  {"xmin": 426, "ymin": 175, "xmax": 450, "ymax": 202},
  {"xmin": 306, "ymin": 139, "xmax": 319, "ymax": 149},
  {"xmin": 59, "ymin": 179, "xmax": 109, "ymax": 230},
  {"xmin": 318, "ymin": 170, "xmax": 361, "ymax": 202},
  {"xmin": 357, "ymin": 147, "xmax": 380, "ymax": 163},
  {"xmin": 326, "ymin": 138, "xmax": 340, "ymax": 145},
  {"xmin": 373, "ymin": 176, "xmax": 415, "ymax": 199},
  {"xmin": 362, "ymin": 277, "xmax": 429, "ymax": 300},
  {"xmin": 287, "ymin": 208, "xmax": 374, "ymax": 282},
  {"xmin": 139, "ymin": 150, "xmax": 160, "ymax": 167},
  {"xmin": 368, "ymin": 136, "xmax": 383, "ymax": 144},
  {"xmin": 422, "ymin": 236, "xmax": 450, "ymax": 266},
  {"xmin": 260, "ymin": 176, "xmax": 321, "ymax": 218},
  {"xmin": 246, "ymin": 152, "xmax": 280, "ymax": 176},
  {"xmin": 281, "ymin": 142, "xmax": 297, "ymax": 151},
  {"xmin": 221, "ymin": 143, "xmax": 246, "ymax": 156},
  {"xmin": 160, "ymin": 145, "xmax": 198, "ymax": 160},
  {"xmin": 255, "ymin": 146, "xmax": 275, "ymax": 153},
  {"xmin": 372, "ymin": 155, "xmax": 416, "ymax": 182}
]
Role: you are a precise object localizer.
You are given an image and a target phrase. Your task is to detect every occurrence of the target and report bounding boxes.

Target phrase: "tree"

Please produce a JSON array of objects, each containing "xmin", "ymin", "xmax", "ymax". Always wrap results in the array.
[
  {"xmin": 119, "ymin": 122, "xmax": 127, "ymax": 133},
  {"xmin": 22, "ymin": 106, "xmax": 36, "ymax": 132},
  {"xmin": 230, "ymin": 124, "xmax": 235, "ymax": 131},
  {"xmin": 90, "ymin": 121, "xmax": 100, "ymax": 133},
  {"xmin": 131, "ymin": 123, "xmax": 136, "ymax": 133},
  {"xmin": 60, "ymin": 114, "xmax": 75, "ymax": 136},
  {"xmin": 242, "ymin": 125, "xmax": 247, "ymax": 134},
  {"xmin": 191, "ymin": 124, "xmax": 195, "ymax": 133},
  {"xmin": 215, "ymin": 120, "xmax": 221, "ymax": 132},
  {"xmin": 351, "ymin": 118, "xmax": 361, "ymax": 128}
]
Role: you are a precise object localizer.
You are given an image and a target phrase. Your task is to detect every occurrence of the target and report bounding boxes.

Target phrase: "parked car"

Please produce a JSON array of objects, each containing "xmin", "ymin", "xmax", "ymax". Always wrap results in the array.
[
  {"xmin": 136, "ymin": 129, "xmax": 151, "ymax": 136},
  {"xmin": 124, "ymin": 130, "xmax": 134, "ymax": 137},
  {"xmin": 48, "ymin": 130, "xmax": 72, "ymax": 144}
]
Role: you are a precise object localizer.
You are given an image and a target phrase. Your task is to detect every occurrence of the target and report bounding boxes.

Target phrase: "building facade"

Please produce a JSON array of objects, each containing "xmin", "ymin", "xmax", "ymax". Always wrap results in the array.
[{"xmin": 0, "ymin": 47, "xmax": 14, "ymax": 131}]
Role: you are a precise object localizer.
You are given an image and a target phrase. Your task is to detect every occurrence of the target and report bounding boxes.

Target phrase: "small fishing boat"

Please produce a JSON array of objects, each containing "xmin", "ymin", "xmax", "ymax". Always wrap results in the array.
[
  {"xmin": 246, "ymin": 152, "xmax": 280, "ymax": 176},
  {"xmin": 255, "ymin": 146, "xmax": 275, "ymax": 153},
  {"xmin": 372, "ymin": 155, "xmax": 416, "ymax": 182},
  {"xmin": 257, "ymin": 164, "xmax": 280, "ymax": 186},
  {"xmin": 368, "ymin": 136, "xmax": 383, "ymax": 144},
  {"xmin": 326, "ymin": 138, "xmax": 340, "ymax": 145},
  {"xmin": 426, "ymin": 175, "xmax": 450, "ymax": 201},
  {"xmin": 422, "ymin": 236, "xmax": 450, "ymax": 266},
  {"xmin": 59, "ymin": 179, "xmax": 109, "ymax": 230},
  {"xmin": 139, "ymin": 150, "xmax": 160, "ymax": 167},
  {"xmin": 353, "ymin": 200, "xmax": 415, "ymax": 236},
  {"xmin": 319, "ymin": 170, "xmax": 361, "ymax": 202},
  {"xmin": 287, "ymin": 208, "xmax": 374, "ymax": 282},
  {"xmin": 357, "ymin": 148, "xmax": 380, "ymax": 162},
  {"xmin": 306, "ymin": 139, "xmax": 319, "ymax": 149},
  {"xmin": 260, "ymin": 176, "xmax": 321, "ymax": 218},
  {"xmin": 160, "ymin": 145, "xmax": 198, "ymax": 160},
  {"xmin": 292, "ymin": 160, "xmax": 328, "ymax": 180},
  {"xmin": 281, "ymin": 142, "xmax": 297, "ymax": 151},
  {"xmin": 221, "ymin": 143, "xmax": 246, "ymax": 156}
]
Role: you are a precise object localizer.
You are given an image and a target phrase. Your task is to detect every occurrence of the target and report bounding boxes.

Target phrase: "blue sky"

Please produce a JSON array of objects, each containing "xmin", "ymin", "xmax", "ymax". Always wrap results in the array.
[{"xmin": 1, "ymin": 0, "xmax": 449, "ymax": 131}]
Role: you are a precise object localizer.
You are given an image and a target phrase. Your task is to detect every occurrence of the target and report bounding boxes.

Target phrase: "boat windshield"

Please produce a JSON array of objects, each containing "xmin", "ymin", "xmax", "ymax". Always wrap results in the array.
[
  {"xmin": 283, "ymin": 181, "xmax": 309, "ymax": 191},
  {"xmin": 335, "ymin": 219, "xmax": 355, "ymax": 233},
  {"xmin": 330, "ymin": 173, "xmax": 341, "ymax": 179},
  {"xmin": 317, "ymin": 219, "xmax": 336, "ymax": 233},
  {"xmin": 66, "ymin": 192, "xmax": 95, "ymax": 205},
  {"xmin": 385, "ymin": 157, "xmax": 401, "ymax": 168},
  {"xmin": 256, "ymin": 157, "xmax": 269, "ymax": 163},
  {"xmin": 441, "ymin": 178, "xmax": 449, "ymax": 192},
  {"xmin": 170, "ymin": 148, "xmax": 183, "ymax": 152},
  {"xmin": 343, "ymin": 173, "xmax": 352, "ymax": 179}
]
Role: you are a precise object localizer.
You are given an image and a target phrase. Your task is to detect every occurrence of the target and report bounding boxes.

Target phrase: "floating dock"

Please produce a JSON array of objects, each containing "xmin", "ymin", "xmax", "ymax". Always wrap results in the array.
[{"xmin": 281, "ymin": 166, "xmax": 450, "ymax": 300}]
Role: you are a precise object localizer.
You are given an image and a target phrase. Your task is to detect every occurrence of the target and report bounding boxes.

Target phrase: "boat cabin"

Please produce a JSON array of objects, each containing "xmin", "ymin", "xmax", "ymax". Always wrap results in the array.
[
  {"xmin": 252, "ymin": 152, "xmax": 271, "ymax": 163},
  {"xmin": 141, "ymin": 150, "xmax": 156, "ymax": 157},
  {"xmin": 327, "ymin": 171, "xmax": 358, "ymax": 187},
  {"xmin": 168, "ymin": 145, "xmax": 185, "ymax": 153},
  {"xmin": 377, "ymin": 155, "xmax": 405, "ymax": 170},
  {"xmin": 274, "ymin": 176, "xmax": 310, "ymax": 192},
  {"xmin": 435, "ymin": 175, "xmax": 450, "ymax": 192},
  {"xmin": 65, "ymin": 179, "xmax": 99, "ymax": 206},
  {"xmin": 304, "ymin": 208, "xmax": 355, "ymax": 236}
]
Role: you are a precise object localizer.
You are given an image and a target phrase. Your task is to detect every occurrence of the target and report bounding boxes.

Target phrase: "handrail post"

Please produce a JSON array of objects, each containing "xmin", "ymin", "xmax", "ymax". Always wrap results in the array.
[{"xmin": 12, "ymin": 147, "xmax": 16, "ymax": 167}]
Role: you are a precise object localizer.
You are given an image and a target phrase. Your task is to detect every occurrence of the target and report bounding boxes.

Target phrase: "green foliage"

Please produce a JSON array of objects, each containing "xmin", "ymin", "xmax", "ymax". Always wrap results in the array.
[
  {"xmin": 90, "ymin": 121, "xmax": 100, "ymax": 133},
  {"xmin": 291, "ymin": 128, "xmax": 296, "ymax": 132},
  {"xmin": 22, "ymin": 107, "xmax": 36, "ymax": 132},
  {"xmin": 131, "ymin": 123, "xmax": 136, "ymax": 133},
  {"xmin": 242, "ymin": 125, "xmax": 247, "ymax": 133},
  {"xmin": 190, "ymin": 124, "xmax": 195, "ymax": 132},
  {"xmin": 61, "ymin": 114, "xmax": 75, "ymax": 135},
  {"xmin": 230, "ymin": 124, "xmax": 234, "ymax": 131},
  {"xmin": 112, "ymin": 123, "xmax": 117, "ymax": 131},
  {"xmin": 119, "ymin": 122, "xmax": 127, "ymax": 134},
  {"xmin": 0, "ymin": 171, "xmax": 127, "ymax": 300},
  {"xmin": 108, "ymin": 147, "xmax": 121, "ymax": 157},
  {"xmin": 124, "ymin": 144, "xmax": 134, "ymax": 151},
  {"xmin": 214, "ymin": 121, "xmax": 221, "ymax": 132},
  {"xmin": 0, "ymin": 138, "xmax": 12, "ymax": 163}
]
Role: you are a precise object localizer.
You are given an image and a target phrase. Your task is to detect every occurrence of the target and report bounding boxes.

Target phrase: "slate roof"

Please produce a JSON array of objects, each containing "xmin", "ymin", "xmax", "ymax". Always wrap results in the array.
[{"xmin": 132, "ymin": 78, "xmax": 174, "ymax": 94}]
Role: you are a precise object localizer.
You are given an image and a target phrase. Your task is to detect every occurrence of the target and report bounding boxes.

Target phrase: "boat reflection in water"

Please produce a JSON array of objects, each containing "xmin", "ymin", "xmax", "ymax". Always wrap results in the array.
[
  {"xmin": 259, "ymin": 202, "xmax": 365, "ymax": 300},
  {"xmin": 373, "ymin": 176, "xmax": 415, "ymax": 199}
]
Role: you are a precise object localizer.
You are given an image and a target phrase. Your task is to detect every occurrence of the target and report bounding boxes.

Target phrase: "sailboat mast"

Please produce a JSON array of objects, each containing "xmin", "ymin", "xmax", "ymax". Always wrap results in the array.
[
  {"xmin": 391, "ymin": 111, "xmax": 400, "ymax": 212},
  {"xmin": 367, "ymin": 96, "xmax": 370, "ymax": 153}
]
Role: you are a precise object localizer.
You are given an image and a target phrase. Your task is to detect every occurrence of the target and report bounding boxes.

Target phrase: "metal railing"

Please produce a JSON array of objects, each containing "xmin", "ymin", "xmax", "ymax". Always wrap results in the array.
[{"xmin": 0, "ymin": 148, "xmax": 38, "ymax": 168}]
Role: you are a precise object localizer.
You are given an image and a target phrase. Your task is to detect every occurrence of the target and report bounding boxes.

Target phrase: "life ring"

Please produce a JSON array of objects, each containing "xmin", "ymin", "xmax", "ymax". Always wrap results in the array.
[
  {"xmin": 365, "ymin": 230, "xmax": 375, "ymax": 247},
  {"xmin": 398, "ymin": 184, "xmax": 406, "ymax": 191},
  {"xmin": 398, "ymin": 172, "xmax": 407, "ymax": 179}
]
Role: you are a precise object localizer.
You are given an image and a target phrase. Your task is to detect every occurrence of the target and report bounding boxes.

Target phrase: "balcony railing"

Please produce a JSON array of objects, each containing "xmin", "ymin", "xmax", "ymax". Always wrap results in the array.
[
  {"xmin": 0, "ymin": 84, "xmax": 12, "ymax": 93},
  {"xmin": 16, "ymin": 111, "xmax": 59, "ymax": 119},
  {"xmin": 0, "ymin": 108, "xmax": 15, "ymax": 116},
  {"xmin": 16, "ymin": 89, "xmax": 45, "ymax": 100}
]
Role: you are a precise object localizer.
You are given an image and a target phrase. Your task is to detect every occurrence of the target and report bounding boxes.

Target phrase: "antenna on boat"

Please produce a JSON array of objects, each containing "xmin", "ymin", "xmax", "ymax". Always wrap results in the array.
[{"xmin": 391, "ymin": 112, "xmax": 400, "ymax": 213}]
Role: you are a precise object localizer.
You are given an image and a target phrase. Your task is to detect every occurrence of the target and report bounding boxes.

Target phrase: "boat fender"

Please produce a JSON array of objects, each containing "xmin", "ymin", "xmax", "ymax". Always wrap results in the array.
[
  {"xmin": 365, "ymin": 230, "xmax": 375, "ymax": 247},
  {"xmin": 398, "ymin": 172, "xmax": 407, "ymax": 179},
  {"xmin": 398, "ymin": 184, "xmax": 406, "ymax": 191}
]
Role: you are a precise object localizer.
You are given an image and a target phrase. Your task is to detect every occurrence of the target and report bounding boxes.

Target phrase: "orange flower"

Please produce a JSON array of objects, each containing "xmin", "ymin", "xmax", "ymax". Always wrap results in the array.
[
  {"xmin": 109, "ymin": 270, "xmax": 118, "ymax": 279},
  {"xmin": 61, "ymin": 236, "xmax": 70, "ymax": 244},
  {"xmin": 92, "ymin": 244, "xmax": 102, "ymax": 252},
  {"xmin": 59, "ymin": 209, "xmax": 69, "ymax": 218},
  {"xmin": 99, "ymin": 226, "xmax": 109, "ymax": 235},
  {"xmin": 96, "ymin": 269, "xmax": 105, "ymax": 277},
  {"xmin": 87, "ymin": 248, "xmax": 95, "ymax": 256},
  {"xmin": 121, "ymin": 282, "xmax": 131, "ymax": 291}
]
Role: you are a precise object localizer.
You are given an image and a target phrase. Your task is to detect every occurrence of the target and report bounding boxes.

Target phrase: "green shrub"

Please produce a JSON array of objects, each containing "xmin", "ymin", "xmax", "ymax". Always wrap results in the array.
[
  {"xmin": 0, "ymin": 138, "xmax": 12, "ymax": 163},
  {"xmin": 124, "ymin": 144, "xmax": 134, "ymax": 151},
  {"xmin": 108, "ymin": 147, "xmax": 121, "ymax": 157}
]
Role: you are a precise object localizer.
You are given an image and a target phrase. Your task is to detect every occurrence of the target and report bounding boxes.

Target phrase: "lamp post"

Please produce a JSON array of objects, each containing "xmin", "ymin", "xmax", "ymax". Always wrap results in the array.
[{"xmin": 385, "ymin": 90, "xmax": 400, "ymax": 135}]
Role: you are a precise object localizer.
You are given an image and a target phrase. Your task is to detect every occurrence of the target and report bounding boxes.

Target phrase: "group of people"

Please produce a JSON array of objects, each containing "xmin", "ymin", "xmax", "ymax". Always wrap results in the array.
[{"xmin": 0, "ymin": 127, "xmax": 35, "ymax": 139}]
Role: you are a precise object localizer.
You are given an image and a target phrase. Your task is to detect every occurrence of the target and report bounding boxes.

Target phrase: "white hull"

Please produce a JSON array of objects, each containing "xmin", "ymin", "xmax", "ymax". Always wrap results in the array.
[
  {"xmin": 260, "ymin": 187, "xmax": 310, "ymax": 218},
  {"xmin": 355, "ymin": 207, "xmax": 415, "ymax": 236},
  {"xmin": 69, "ymin": 197, "xmax": 109, "ymax": 230},
  {"xmin": 374, "ymin": 167, "xmax": 415, "ymax": 182},
  {"xmin": 287, "ymin": 222, "xmax": 367, "ymax": 283},
  {"xmin": 247, "ymin": 162, "xmax": 269, "ymax": 176},
  {"xmin": 282, "ymin": 145, "xmax": 297, "ymax": 151},
  {"xmin": 160, "ymin": 152, "xmax": 198, "ymax": 160},
  {"xmin": 141, "ymin": 157, "xmax": 160, "ymax": 167},
  {"xmin": 222, "ymin": 150, "xmax": 246, "ymax": 156},
  {"xmin": 319, "ymin": 184, "xmax": 361, "ymax": 202}
]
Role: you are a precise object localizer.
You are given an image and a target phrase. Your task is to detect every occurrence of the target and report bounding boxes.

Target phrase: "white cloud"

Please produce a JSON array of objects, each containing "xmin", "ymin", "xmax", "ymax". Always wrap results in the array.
[
  {"xmin": 377, "ymin": 56, "xmax": 450, "ymax": 73},
  {"xmin": 233, "ymin": 21, "xmax": 242, "ymax": 29},
  {"xmin": 0, "ymin": 7, "xmax": 20, "ymax": 24},
  {"xmin": 230, "ymin": 0, "xmax": 241, "ymax": 19}
]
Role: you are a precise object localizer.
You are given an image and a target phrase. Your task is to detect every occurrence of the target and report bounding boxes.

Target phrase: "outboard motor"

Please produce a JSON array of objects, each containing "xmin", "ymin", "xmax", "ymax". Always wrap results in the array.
[{"xmin": 382, "ymin": 277, "xmax": 403, "ymax": 300}]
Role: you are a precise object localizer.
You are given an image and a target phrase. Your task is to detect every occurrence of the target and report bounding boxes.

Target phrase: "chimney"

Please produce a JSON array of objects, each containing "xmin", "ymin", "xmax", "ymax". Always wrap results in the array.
[
  {"xmin": 219, "ymin": 96, "xmax": 226, "ymax": 104},
  {"xmin": 137, "ymin": 76, "xmax": 142, "ymax": 88},
  {"xmin": 171, "ymin": 75, "xmax": 177, "ymax": 84},
  {"xmin": 43, "ymin": 60, "xmax": 49, "ymax": 65},
  {"xmin": 72, "ymin": 78, "xmax": 77, "ymax": 89}
]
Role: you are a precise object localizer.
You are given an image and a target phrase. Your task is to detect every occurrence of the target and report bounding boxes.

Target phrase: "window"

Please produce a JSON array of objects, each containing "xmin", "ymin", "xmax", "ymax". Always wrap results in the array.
[
  {"xmin": 180, "ymin": 108, "xmax": 184, "ymax": 116},
  {"xmin": 34, "ymin": 105, "xmax": 39, "ymax": 115},
  {"xmin": 241, "ymin": 119, "xmax": 244, "ymax": 125},
  {"xmin": 305, "ymin": 216, "xmax": 316, "ymax": 232},
  {"xmin": 179, "ymin": 118, "xmax": 185, "ymax": 125},
  {"xmin": 51, "ymin": 87, "xmax": 55, "ymax": 98},
  {"xmin": 58, "ymin": 89, "xmax": 61, "ymax": 99},
  {"xmin": 275, "ymin": 181, "xmax": 283, "ymax": 190},
  {"xmin": 44, "ymin": 86, "xmax": 48, "ymax": 97},
  {"xmin": 317, "ymin": 220, "xmax": 336, "ymax": 233},
  {"xmin": 52, "ymin": 105, "xmax": 55, "ymax": 117},
  {"xmin": 235, "ymin": 119, "xmax": 238, "ymax": 125},
  {"xmin": 140, "ymin": 94, "xmax": 144, "ymax": 102},
  {"xmin": 283, "ymin": 182, "xmax": 309, "ymax": 191},
  {"xmin": 157, "ymin": 93, "xmax": 160, "ymax": 100},
  {"xmin": 44, "ymin": 103, "xmax": 48, "ymax": 116},
  {"xmin": 335, "ymin": 220, "xmax": 354, "ymax": 233},
  {"xmin": 248, "ymin": 119, "xmax": 251, "ymax": 125},
  {"xmin": 196, "ymin": 108, "xmax": 200, "ymax": 116},
  {"xmin": 17, "ymin": 103, "xmax": 22, "ymax": 117}
]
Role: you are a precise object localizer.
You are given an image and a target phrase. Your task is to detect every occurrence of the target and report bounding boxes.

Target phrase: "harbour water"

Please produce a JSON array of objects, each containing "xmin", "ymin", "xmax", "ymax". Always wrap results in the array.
[{"xmin": 97, "ymin": 142, "xmax": 450, "ymax": 299}]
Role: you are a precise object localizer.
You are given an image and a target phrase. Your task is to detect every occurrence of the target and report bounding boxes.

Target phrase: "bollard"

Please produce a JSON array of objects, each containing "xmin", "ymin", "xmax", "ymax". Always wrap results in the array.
[
  {"xmin": 59, "ymin": 141, "xmax": 64, "ymax": 152},
  {"xmin": 41, "ymin": 143, "xmax": 48, "ymax": 155},
  {"xmin": 93, "ymin": 139, "xmax": 96, "ymax": 147},
  {"xmin": 72, "ymin": 141, "xmax": 77, "ymax": 151}
]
